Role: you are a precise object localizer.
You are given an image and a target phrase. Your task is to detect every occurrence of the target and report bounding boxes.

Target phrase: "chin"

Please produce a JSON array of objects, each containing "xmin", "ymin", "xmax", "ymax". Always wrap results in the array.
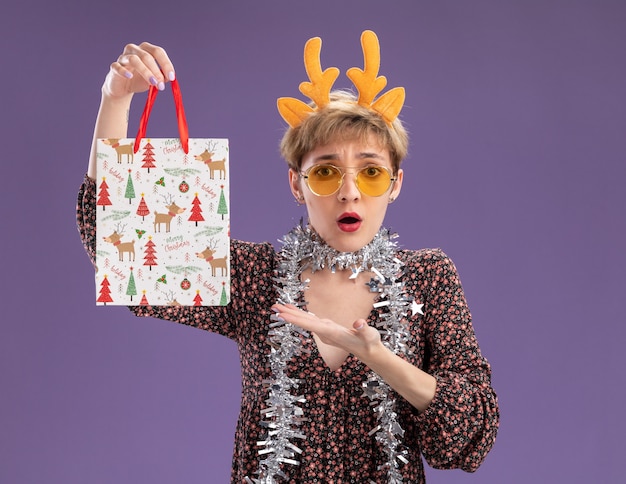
[{"xmin": 326, "ymin": 228, "xmax": 378, "ymax": 253}]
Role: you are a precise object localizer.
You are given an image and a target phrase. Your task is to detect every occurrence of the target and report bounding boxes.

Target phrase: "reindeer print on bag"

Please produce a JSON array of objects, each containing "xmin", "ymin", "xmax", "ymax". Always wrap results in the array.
[
  {"xmin": 196, "ymin": 239, "xmax": 229, "ymax": 277},
  {"xmin": 102, "ymin": 138, "xmax": 134, "ymax": 164},
  {"xmin": 103, "ymin": 223, "xmax": 135, "ymax": 261},
  {"xmin": 154, "ymin": 194, "xmax": 186, "ymax": 233},
  {"xmin": 194, "ymin": 140, "xmax": 227, "ymax": 180}
]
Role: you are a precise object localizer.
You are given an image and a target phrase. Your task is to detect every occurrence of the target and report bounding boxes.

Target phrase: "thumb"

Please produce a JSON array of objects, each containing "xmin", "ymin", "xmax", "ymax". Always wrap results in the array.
[{"xmin": 353, "ymin": 319, "xmax": 367, "ymax": 331}]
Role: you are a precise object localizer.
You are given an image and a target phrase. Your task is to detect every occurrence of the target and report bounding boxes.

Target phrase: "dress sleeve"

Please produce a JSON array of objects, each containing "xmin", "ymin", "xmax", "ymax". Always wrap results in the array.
[
  {"xmin": 76, "ymin": 175, "xmax": 97, "ymax": 270},
  {"xmin": 76, "ymin": 174, "xmax": 276, "ymax": 341},
  {"xmin": 413, "ymin": 249, "xmax": 499, "ymax": 472}
]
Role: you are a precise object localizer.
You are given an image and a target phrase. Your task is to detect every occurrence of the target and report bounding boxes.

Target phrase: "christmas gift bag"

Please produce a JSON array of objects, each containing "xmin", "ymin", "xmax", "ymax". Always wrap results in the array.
[{"xmin": 95, "ymin": 80, "xmax": 230, "ymax": 306}]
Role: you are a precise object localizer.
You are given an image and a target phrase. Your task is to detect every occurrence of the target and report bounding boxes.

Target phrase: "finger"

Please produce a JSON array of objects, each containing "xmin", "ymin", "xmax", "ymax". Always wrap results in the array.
[
  {"xmin": 120, "ymin": 50, "xmax": 164, "ymax": 90},
  {"xmin": 272, "ymin": 303, "xmax": 305, "ymax": 316},
  {"xmin": 353, "ymin": 319, "xmax": 366, "ymax": 331},
  {"xmin": 115, "ymin": 43, "xmax": 172, "ymax": 91},
  {"xmin": 109, "ymin": 60, "xmax": 135, "ymax": 80},
  {"xmin": 138, "ymin": 42, "xmax": 176, "ymax": 82},
  {"xmin": 273, "ymin": 307, "xmax": 320, "ymax": 332}
]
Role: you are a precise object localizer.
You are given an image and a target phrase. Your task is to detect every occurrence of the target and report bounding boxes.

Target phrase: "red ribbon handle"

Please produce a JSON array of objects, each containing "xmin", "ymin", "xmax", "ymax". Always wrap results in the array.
[{"xmin": 134, "ymin": 78, "xmax": 189, "ymax": 154}]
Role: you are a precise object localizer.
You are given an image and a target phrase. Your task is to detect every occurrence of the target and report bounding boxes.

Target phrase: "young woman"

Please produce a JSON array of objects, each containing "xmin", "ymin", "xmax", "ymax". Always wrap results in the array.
[{"xmin": 77, "ymin": 32, "xmax": 499, "ymax": 483}]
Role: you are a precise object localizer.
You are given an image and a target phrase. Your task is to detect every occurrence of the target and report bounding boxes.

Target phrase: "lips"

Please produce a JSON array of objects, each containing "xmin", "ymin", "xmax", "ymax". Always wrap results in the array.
[{"xmin": 337, "ymin": 212, "xmax": 362, "ymax": 232}]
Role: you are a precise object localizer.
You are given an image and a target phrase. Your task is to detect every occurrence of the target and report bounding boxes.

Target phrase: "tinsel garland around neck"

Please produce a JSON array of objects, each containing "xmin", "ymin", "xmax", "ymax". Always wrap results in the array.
[{"xmin": 246, "ymin": 223, "xmax": 415, "ymax": 484}]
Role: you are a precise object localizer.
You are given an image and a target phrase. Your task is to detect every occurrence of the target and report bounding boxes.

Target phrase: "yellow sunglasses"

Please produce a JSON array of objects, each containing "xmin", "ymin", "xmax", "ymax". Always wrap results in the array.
[{"xmin": 300, "ymin": 164, "xmax": 396, "ymax": 197}]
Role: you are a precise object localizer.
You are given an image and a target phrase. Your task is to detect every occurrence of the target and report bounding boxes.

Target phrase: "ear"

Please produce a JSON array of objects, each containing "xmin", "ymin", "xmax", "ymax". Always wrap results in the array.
[
  {"xmin": 288, "ymin": 169, "xmax": 303, "ymax": 201},
  {"xmin": 389, "ymin": 168, "xmax": 403, "ymax": 201}
]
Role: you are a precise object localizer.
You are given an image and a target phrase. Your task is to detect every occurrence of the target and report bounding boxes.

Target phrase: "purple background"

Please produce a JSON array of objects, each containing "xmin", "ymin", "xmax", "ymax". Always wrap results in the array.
[{"xmin": 2, "ymin": 1, "xmax": 624, "ymax": 482}]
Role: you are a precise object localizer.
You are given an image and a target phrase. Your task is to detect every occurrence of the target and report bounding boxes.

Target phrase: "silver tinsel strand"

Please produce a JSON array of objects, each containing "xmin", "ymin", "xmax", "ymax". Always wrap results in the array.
[{"xmin": 247, "ymin": 222, "xmax": 414, "ymax": 483}]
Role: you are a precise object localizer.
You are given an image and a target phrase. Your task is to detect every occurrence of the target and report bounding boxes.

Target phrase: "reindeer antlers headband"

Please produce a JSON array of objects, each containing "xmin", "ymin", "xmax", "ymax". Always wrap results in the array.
[{"xmin": 277, "ymin": 30, "xmax": 405, "ymax": 128}]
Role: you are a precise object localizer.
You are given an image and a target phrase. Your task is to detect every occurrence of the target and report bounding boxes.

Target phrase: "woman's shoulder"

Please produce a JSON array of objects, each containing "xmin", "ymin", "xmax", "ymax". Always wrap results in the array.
[
  {"xmin": 396, "ymin": 246, "xmax": 464, "ymax": 280},
  {"xmin": 397, "ymin": 247, "xmax": 451, "ymax": 266},
  {"xmin": 230, "ymin": 238, "xmax": 278, "ymax": 269},
  {"xmin": 231, "ymin": 238, "xmax": 276, "ymax": 254}
]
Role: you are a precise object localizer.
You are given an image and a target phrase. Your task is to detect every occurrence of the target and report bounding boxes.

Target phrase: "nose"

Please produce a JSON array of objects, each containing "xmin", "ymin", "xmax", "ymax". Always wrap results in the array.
[{"xmin": 337, "ymin": 170, "xmax": 360, "ymax": 201}]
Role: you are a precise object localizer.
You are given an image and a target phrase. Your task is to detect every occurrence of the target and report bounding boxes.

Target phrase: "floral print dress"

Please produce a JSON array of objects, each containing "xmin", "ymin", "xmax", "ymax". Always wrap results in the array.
[{"xmin": 77, "ymin": 176, "xmax": 499, "ymax": 483}]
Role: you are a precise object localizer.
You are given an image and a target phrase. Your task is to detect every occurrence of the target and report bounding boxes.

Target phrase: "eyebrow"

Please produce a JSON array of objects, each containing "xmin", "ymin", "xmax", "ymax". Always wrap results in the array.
[{"xmin": 312, "ymin": 152, "xmax": 386, "ymax": 163}]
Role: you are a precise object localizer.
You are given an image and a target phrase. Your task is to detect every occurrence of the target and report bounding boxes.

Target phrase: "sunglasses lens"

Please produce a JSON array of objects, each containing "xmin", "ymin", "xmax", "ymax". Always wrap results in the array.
[
  {"xmin": 304, "ymin": 164, "xmax": 394, "ymax": 196},
  {"xmin": 356, "ymin": 166, "xmax": 392, "ymax": 196},
  {"xmin": 306, "ymin": 165, "xmax": 343, "ymax": 195}
]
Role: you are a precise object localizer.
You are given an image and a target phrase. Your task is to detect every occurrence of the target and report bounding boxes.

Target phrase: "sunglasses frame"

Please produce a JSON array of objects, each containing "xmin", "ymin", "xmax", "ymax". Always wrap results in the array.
[{"xmin": 300, "ymin": 163, "xmax": 397, "ymax": 197}]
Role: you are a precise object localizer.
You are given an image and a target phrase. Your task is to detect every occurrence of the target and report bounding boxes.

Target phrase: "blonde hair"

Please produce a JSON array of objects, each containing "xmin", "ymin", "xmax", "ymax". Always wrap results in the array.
[{"xmin": 279, "ymin": 90, "xmax": 409, "ymax": 172}]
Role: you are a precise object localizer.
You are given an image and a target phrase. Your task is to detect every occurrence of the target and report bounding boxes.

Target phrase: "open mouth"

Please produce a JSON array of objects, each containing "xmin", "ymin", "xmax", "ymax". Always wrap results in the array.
[
  {"xmin": 338, "ymin": 212, "xmax": 362, "ymax": 224},
  {"xmin": 339, "ymin": 216, "xmax": 360, "ymax": 224},
  {"xmin": 337, "ymin": 213, "xmax": 362, "ymax": 232}
]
